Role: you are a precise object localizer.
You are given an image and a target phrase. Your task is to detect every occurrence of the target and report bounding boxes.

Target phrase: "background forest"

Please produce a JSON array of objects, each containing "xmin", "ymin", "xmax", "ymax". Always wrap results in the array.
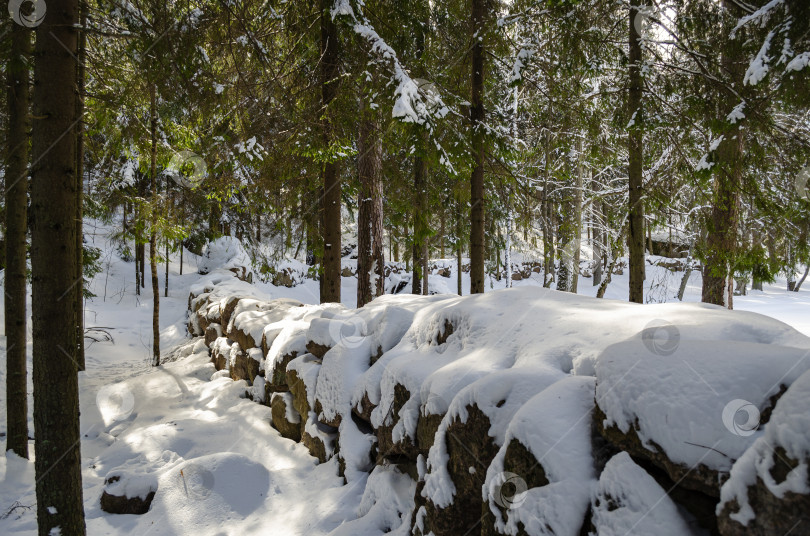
[{"xmin": 4, "ymin": 0, "xmax": 808, "ymax": 315}]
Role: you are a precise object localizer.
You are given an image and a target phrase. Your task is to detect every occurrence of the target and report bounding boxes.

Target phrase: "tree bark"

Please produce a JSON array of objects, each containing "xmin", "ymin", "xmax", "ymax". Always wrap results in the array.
[
  {"xmin": 165, "ymin": 239, "xmax": 169, "ymax": 297},
  {"xmin": 794, "ymin": 264, "xmax": 809, "ymax": 292},
  {"xmin": 505, "ymin": 196, "xmax": 513, "ymax": 289},
  {"xmin": 571, "ymin": 136, "xmax": 584, "ymax": 293},
  {"xmin": 412, "ymin": 153, "xmax": 428, "ymax": 294},
  {"xmin": 320, "ymin": 0, "xmax": 341, "ymax": 303},
  {"xmin": 469, "ymin": 0, "xmax": 486, "ymax": 294},
  {"xmin": 164, "ymin": 183, "xmax": 170, "ymax": 297},
  {"xmin": 150, "ymin": 83, "xmax": 160, "ymax": 366},
  {"xmin": 5, "ymin": 18, "xmax": 31, "ymax": 459},
  {"xmin": 356, "ymin": 107, "xmax": 385, "ymax": 307},
  {"xmin": 592, "ymin": 178, "xmax": 603, "ymax": 287},
  {"xmin": 701, "ymin": 0, "xmax": 745, "ymax": 309},
  {"xmin": 627, "ymin": 0, "xmax": 646, "ymax": 304},
  {"xmin": 678, "ymin": 251, "xmax": 694, "ymax": 301},
  {"xmin": 456, "ymin": 197, "xmax": 463, "ymax": 296},
  {"xmin": 74, "ymin": 0, "xmax": 87, "ymax": 371},
  {"xmin": 30, "ymin": 0, "xmax": 87, "ymax": 530}
]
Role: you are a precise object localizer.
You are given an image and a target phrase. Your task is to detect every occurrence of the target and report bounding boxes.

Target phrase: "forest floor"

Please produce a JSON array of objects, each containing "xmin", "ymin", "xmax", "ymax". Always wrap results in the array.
[{"xmin": 0, "ymin": 220, "xmax": 808, "ymax": 535}]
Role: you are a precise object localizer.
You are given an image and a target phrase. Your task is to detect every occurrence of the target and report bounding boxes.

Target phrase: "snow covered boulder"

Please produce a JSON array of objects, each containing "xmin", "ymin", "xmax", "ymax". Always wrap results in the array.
[
  {"xmin": 210, "ymin": 336, "xmax": 249, "ymax": 378},
  {"xmin": 416, "ymin": 404, "xmax": 497, "ymax": 536},
  {"xmin": 595, "ymin": 338, "xmax": 810, "ymax": 498},
  {"xmin": 204, "ymin": 322, "xmax": 222, "ymax": 346},
  {"xmin": 375, "ymin": 383, "xmax": 421, "ymax": 461},
  {"xmin": 263, "ymin": 303, "xmax": 345, "ymax": 392},
  {"xmin": 481, "ymin": 377, "xmax": 597, "ymax": 536},
  {"xmin": 231, "ymin": 347, "xmax": 262, "ymax": 385},
  {"xmin": 271, "ymin": 392, "xmax": 302, "ymax": 442},
  {"xmin": 99, "ymin": 471, "xmax": 158, "ymax": 515},
  {"xmin": 586, "ymin": 452, "xmax": 699, "ymax": 536},
  {"xmin": 210, "ymin": 337, "xmax": 233, "ymax": 371},
  {"xmin": 717, "ymin": 368, "xmax": 810, "ymax": 536},
  {"xmin": 198, "ymin": 236, "xmax": 252, "ymax": 276},
  {"xmin": 190, "ymin": 295, "xmax": 218, "ymax": 336},
  {"xmin": 219, "ymin": 295, "xmax": 253, "ymax": 333},
  {"xmin": 417, "ymin": 368, "xmax": 565, "ymax": 536},
  {"xmin": 314, "ymin": 335, "xmax": 378, "ymax": 429},
  {"xmin": 287, "ymin": 354, "xmax": 321, "ymax": 418},
  {"xmin": 267, "ymin": 350, "xmax": 300, "ymax": 393},
  {"xmin": 228, "ymin": 297, "xmax": 304, "ymax": 352},
  {"xmin": 302, "ymin": 412, "xmax": 338, "ymax": 464},
  {"xmin": 328, "ymin": 464, "xmax": 416, "ymax": 535},
  {"xmin": 335, "ymin": 416, "xmax": 377, "ymax": 481}
]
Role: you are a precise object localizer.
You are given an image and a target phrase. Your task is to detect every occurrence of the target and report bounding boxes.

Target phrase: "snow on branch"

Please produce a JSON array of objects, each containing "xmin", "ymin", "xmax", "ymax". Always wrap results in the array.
[
  {"xmin": 744, "ymin": 31, "xmax": 773, "ymax": 86},
  {"xmin": 734, "ymin": 0, "xmax": 808, "ymax": 83},
  {"xmin": 330, "ymin": 0, "xmax": 448, "ymax": 129},
  {"xmin": 733, "ymin": 0, "xmax": 784, "ymax": 34}
]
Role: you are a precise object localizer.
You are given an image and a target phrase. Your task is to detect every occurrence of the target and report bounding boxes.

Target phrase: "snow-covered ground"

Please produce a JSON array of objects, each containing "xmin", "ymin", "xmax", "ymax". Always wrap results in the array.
[{"xmin": 0, "ymin": 221, "xmax": 808, "ymax": 534}]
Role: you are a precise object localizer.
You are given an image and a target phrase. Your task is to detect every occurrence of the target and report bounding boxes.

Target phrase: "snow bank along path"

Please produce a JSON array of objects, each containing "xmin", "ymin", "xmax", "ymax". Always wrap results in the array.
[{"xmin": 177, "ymin": 250, "xmax": 810, "ymax": 536}]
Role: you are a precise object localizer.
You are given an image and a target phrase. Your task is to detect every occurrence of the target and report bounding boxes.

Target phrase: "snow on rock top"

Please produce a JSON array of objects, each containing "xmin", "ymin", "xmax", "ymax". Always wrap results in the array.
[
  {"xmin": 265, "ymin": 303, "xmax": 345, "ymax": 369},
  {"xmin": 719, "ymin": 367, "xmax": 810, "ymax": 526},
  {"xmin": 420, "ymin": 367, "xmax": 565, "ymax": 508},
  {"xmin": 198, "ymin": 236, "xmax": 252, "ymax": 275},
  {"xmin": 327, "ymin": 465, "xmax": 416, "ymax": 536},
  {"xmin": 361, "ymin": 286, "xmax": 810, "ymax": 445},
  {"xmin": 349, "ymin": 294, "xmax": 457, "ymax": 411},
  {"xmin": 590, "ymin": 452, "xmax": 699, "ymax": 536},
  {"xmin": 596, "ymin": 339, "xmax": 810, "ymax": 473},
  {"xmin": 481, "ymin": 376, "xmax": 598, "ymax": 535},
  {"xmin": 230, "ymin": 297, "xmax": 304, "ymax": 347},
  {"xmin": 102, "ymin": 470, "xmax": 158, "ymax": 500}
]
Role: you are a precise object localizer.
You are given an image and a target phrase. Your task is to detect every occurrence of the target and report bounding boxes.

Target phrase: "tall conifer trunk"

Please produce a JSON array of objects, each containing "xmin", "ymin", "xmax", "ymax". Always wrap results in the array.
[
  {"xmin": 30, "ymin": 0, "xmax": 87, "ymax": 531},
  {"xmin": 412, "ymin": 154, "xmax": 427, "ymax": 294},
  {"xmin": 320, "ymin": 0, "xmax": 341, "ymax": 303},
  {"xmin": 701, "ymin": 0, "xmax": 745, "ymax": 309},
  {"xmin": 75, "ymin": 0, "xmax": 87, "ymax": 371},
  {"xmin": 5, "ymin": 16, "xmax": 31, "ymax": 459},
  {"xmin": 357, "ymin": 105, "xmax": 385, "ymax": 307},
  {"xmin": 628, "ymin": 0, "xmax": 645, "ymax": 303},
  {"xmin": 469, "ymin": 0, "xmax": 486, "ymax": 294},
  {"xmin": 150, "ymin": 83, "xmax": 160, "ymax": 365}
]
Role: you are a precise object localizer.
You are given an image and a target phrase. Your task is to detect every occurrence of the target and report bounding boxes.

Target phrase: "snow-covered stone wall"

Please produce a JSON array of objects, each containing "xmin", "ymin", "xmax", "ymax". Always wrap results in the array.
[{"xmin": 186, "ymin": 269, "xmax": 810, "ymax": 536}]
